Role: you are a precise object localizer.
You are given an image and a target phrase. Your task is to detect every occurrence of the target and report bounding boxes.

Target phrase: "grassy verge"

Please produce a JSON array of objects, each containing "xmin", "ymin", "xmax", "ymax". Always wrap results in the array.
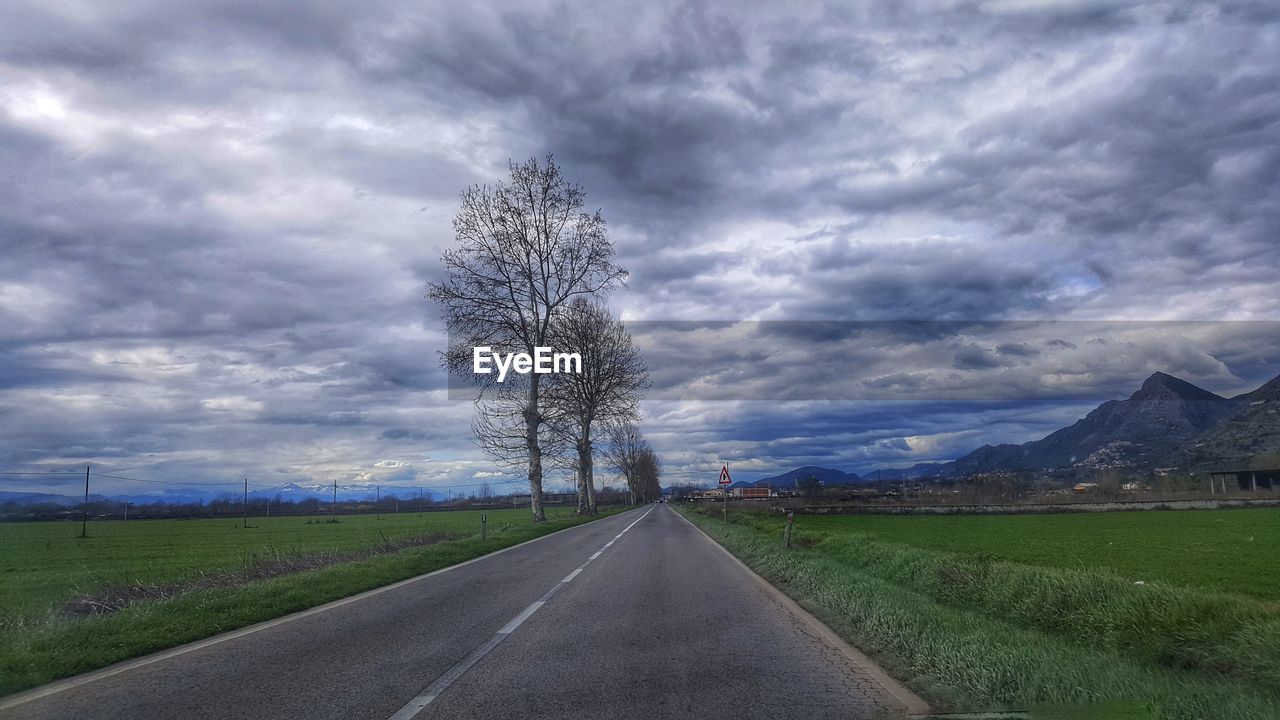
[
  {"xmin": 0, "ymin": 508, "xmax": 623, "ymax": 697},
  {"xmin": 1, "ymin": 507, "xmax": 569, "ymax": 618},
  {"xmin": 676, "ymin": 503, "xmax": 1280, "ymax": 720}
]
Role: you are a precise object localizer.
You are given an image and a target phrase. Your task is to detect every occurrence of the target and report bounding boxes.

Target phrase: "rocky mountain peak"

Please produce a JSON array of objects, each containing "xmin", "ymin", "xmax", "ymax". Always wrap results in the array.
[{"xmin": 1132, "ymin": 372, "xmax": 1224, "ymax": 403}]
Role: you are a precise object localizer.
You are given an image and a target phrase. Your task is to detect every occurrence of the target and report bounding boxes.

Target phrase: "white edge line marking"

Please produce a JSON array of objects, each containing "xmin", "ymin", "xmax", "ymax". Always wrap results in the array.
[
  {"xmin": 668, "ymin": 506, "xmax": 931, "ymax": 716},
  {"xmin": 0, "ymin": 506, "xmax": 650, "ymax": 712},
  {"xmin": 561, "ymin": 568, "xmax": 583, "ymax": 583},
  {"xmin": 588, "ymin": 551, "xmax": 602, "ymax": 560},
  {"xmin": 387, "ymin": 506, "xmax": 655, "ymax": 719}
]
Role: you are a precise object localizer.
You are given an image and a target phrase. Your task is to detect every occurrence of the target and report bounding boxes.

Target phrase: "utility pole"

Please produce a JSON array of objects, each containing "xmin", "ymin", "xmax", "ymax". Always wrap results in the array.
[
  {"xmin": 243, "ymin": 477, "xmax": 249, "ymax": 529},
  {"xmin": 80, "ymin": 465, "xmax": 89, "ymax": 538},
  {"xmin": 123, "ymin": 502, "xmax": 129, "ymax": 521},
  {"xmin": 376, "ymin": 486, "xmax": 381, "ymax": 520},
  {"xmin": 331, "ymin": 479, "xmax": 338, "ymax": 522}
]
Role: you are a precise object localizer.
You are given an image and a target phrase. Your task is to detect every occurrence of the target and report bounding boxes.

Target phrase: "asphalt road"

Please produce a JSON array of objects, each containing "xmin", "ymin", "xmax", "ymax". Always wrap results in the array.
[{"xmin": 1, "ymin": 505, "xmax": 926, "ymax": 720}]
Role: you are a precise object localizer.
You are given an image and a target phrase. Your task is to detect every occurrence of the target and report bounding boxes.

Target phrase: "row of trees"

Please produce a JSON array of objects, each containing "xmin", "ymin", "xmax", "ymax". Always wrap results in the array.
[
  {"xmin": 430, "ymin": 157, "xmax": 659, "ymax": 520},
  {"xmin": 602, "ymin": 423, "xmax": 663, "ymax": 504}
]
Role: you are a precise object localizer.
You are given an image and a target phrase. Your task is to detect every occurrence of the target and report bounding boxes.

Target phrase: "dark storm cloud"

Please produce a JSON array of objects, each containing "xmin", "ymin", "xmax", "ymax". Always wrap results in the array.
[
  {"xmin": 1, "ymin": 1, "xmax": 1278, "ymax": 493},
  {"xmin": 616, "ymin": 320, "xmax": 1280, "ymax": 404},
  {"xmin": 952, "ymin": 343, "xmax": 1002, "ymax": 370},
  {"xmin": 644, "ymin": 397, "xmax": 1100, "ymax": 481}
]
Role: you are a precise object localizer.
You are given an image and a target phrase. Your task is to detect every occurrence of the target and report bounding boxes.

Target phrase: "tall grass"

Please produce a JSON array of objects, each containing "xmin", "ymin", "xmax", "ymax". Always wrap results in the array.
[{"xmin": 679, "ymin": 504, "xmax": 1280, "ymax": 720}]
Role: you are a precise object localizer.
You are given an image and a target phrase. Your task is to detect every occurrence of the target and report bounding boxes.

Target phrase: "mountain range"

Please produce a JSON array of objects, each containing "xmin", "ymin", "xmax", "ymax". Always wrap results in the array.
[
  {"xmin": 749, "ymin": 370, "xmax": 1280, "ymax": 485},
  {"xmin": 749, "ymin": 466, "xmax": 864, "ymax": 489},
  {"xmin": 0, "ymin": 483, "xmax": 439, "ymax": 508}
]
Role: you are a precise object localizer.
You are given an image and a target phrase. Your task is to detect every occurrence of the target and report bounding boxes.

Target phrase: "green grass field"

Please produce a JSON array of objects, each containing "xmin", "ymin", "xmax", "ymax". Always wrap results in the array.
[
  {"xmin": 801, "ymin": 508, "xmax": 1280, "ymax": 602},
  {"xmin": 0, "ymin": 507, "xmax": 618, "ymax": 695},
  {"xmin": 679, "ymin": 504, "xmax": 1280, "ymax": 720},
  {"xmin": 0, "ymin": 508, "xmax": 552, "ymax": 622}
]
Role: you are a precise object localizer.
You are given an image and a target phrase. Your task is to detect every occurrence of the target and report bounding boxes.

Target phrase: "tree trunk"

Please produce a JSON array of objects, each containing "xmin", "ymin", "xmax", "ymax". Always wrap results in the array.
[
  {"xmin": 525, "ymin": 381, "xmax": 545, "ymax": 522},
  {"xmin": 578, "ymin": 420, "xmax": 596, "ymax": 515},
  {"xmin": 575, "ymin": 462, "xmax": 589, "ymax": 515}
]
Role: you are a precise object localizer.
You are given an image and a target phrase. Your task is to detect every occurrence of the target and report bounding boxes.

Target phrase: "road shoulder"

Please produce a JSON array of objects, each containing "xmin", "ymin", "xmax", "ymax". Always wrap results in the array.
[{"xmin": 670, "ymin": 505, "xmax": 931, "ymax": 716}]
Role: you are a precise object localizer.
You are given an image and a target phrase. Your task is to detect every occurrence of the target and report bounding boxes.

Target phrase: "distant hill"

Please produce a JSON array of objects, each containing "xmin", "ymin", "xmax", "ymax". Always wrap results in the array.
[
  {"xmin": 752, "ymin": 466, "xmax": 863, "ymax": 488},
  {"xmin": 972, "ymin": 372, "xmax": 1238, "ymax": 471},
  {"xmin": 866, "ymin": 371, "xmax": 1280, "ymax": 477},
  {"xmin": 1177, "ymin": 375, "xmax": 1280, "ymax": 470},
  {"xmin": 863, "ymin": 463, "xmax": 952, "ymax": 481},
  {"xmin": 0, "ymin": 491, "xmax": 79, "ymax": 506}
]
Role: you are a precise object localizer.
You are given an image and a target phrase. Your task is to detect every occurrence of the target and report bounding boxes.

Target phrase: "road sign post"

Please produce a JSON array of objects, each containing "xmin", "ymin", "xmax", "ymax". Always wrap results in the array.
[
  {"xmin": 784, "ymin": 511, "xmax": 795, "ymax": 549},
  {"xmin": 481, "ymin": 513, "xmax": 487, "ymax": 540},
  {"xmin": 718, "ymin": 465, "xmax": 732, "ymax": 522},
  {"xmin": 80, "ymin": 465, "xmax": 90, "ymax": 539}
]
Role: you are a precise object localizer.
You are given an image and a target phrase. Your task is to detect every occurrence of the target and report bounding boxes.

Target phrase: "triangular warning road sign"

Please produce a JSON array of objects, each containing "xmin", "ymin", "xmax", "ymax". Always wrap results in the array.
[{"xmin": 718, "ymin": 465, "xmax": 732, "ymax": 485}]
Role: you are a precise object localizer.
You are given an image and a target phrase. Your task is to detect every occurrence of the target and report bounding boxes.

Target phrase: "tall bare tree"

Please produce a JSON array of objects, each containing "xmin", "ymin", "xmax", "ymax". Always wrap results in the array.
[
  {"xmin": 544, "ymin": 299, "xmax": 648, "ymax": 514},
  {"xmin": 429, "ymin": 157, "xmax": 627, "ymax": 521},
  {"xmin": 603, "ymin": 420, "xmax": 651, "ymax": 506},
  {"xmin": 634, "ymin": 447, "xmax": 663, "ymax": 503}
]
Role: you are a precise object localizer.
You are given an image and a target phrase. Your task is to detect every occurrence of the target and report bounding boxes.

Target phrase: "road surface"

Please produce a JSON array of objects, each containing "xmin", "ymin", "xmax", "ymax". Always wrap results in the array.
[{"xmin": 1, "ymin": 505, "xmax": 927, "ymax": 719}]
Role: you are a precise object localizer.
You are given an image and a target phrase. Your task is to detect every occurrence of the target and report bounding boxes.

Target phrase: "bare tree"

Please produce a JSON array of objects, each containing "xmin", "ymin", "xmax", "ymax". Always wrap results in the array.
[
  {"xmin": 473, "ymin": 384, "xmax": 573, "ymax": 495},
  {"xmin": 544, "ymin": 299, "xmax": 648, "ymax": 514},
  {"xmin": 429, "ymin": 157, "xmax": 627, "ymax": 521},
  {"xmin": 634, "ymin": 447, "xmax": 663, "ymax": 504},
  {"xmin": 603, "ymin": 420, "xmax": 650, "ymax": 505}
]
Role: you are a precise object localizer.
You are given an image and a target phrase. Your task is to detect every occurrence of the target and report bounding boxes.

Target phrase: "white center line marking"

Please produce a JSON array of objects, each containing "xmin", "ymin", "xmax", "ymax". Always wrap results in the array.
[
  {"xmin": 498, "ymin": 601, "xmax": 545, "ymax": 634},
  {"xmin": 387, "ymin": 506, "xmax": 654, "ymax": 720}
]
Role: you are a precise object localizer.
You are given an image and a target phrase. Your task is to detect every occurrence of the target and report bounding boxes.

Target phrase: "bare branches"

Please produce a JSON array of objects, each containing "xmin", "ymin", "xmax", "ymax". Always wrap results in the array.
[
  {"xmin": 603, "ymin": 420, "xmax": 661, "ymax": 504},
  {"xmin": 544, "ymin": 300, "xmax": 647, "ymax": 425},
  {"xmin": 427, "ymin": 156, "xmax": 627, "ymax": 522},
  {"xmin": 541, "ymin": 300, "xmax": 649, "ymax": 513},
  {"xmin": 430, "ymin": 156, "xmax": 628, "ymax": 363},
  {"xmin": 634, "ymin": 446, "xmax": 662, "ymax": 504}
]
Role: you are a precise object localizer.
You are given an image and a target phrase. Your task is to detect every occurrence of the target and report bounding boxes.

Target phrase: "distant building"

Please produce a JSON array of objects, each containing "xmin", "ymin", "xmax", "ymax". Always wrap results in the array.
[
  {"xmin": 1072, "ymin": 482, "xmax": 1099, "ymax": 493},
  {"xmin": 1209, "ymin": 468, "xmax": 1280, "ymax": 491},
  {"xmin": 732, "ymin": 487, "xmax": 772, "ymax": 499},
  {"xmin": 689, "ymin": 489, "xmax": 728, "ymax": 500}
]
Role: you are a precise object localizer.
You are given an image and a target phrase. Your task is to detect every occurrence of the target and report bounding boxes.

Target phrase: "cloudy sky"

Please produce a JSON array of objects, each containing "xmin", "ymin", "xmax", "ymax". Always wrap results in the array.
[{"xmin": 2, "ymin": 1, "xmax": 1278, "ymax": 497}]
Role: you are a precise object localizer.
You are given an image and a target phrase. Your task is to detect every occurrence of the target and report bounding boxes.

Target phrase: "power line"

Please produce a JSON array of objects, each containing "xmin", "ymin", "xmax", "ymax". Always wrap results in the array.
[{"xmin": 91, "ymin": 473, "xmax": 254, "ymax": 487}]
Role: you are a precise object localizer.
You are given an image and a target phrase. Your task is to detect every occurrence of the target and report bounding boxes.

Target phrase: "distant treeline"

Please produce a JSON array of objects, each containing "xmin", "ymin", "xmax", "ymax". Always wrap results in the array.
[{"xmin": 1, "ymin": 486, "xmax": 635, "ymax": 522}]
